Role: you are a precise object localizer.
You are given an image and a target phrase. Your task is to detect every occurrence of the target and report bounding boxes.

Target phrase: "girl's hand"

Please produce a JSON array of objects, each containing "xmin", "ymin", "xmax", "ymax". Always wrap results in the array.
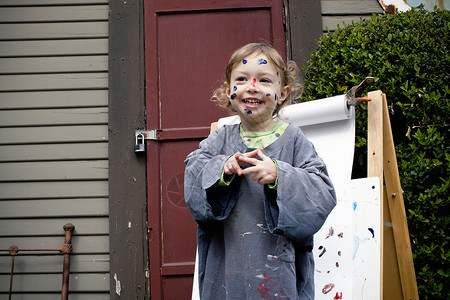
[
  {"xmin": 223, "ymin": 149, "xmax": 259, "ymax": 176},
  {"xmin": 237, "ymin": 148, "xmax": 278, "ymax": 185},
  {"xmin": 223, "ymin": 152, "xmax": 245, "ymax": 176}
]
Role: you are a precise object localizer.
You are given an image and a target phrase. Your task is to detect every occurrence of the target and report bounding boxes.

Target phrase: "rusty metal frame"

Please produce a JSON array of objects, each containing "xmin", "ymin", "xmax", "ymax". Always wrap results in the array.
[{"xmin": 0, "ymin": 223, "xmax": 75, "ymax": 300}]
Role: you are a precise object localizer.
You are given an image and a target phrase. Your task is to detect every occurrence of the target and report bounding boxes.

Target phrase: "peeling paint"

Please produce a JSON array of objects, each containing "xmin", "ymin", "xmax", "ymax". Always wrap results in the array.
[{"xmin": 114, "ymin": 273, "xmax": 121, "ymax": 296}]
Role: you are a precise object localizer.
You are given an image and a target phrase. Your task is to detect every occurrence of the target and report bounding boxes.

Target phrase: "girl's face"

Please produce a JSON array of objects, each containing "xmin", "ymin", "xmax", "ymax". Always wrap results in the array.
[{"xmin": 227, "ymin": 52, "xmax": 289, "ymax": 131}]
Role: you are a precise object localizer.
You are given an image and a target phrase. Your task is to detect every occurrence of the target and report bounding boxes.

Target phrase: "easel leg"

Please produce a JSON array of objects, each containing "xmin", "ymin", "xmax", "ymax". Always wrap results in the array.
[{"xmin": 368, "ymin": 90, "xmax": 419, "ymax": 300}]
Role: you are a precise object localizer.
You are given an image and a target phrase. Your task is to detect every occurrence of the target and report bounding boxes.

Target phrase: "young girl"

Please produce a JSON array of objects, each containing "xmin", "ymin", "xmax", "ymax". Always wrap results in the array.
[{"xmin": 184, "ymin": 43, "xmax": 336, "ymax": 299}]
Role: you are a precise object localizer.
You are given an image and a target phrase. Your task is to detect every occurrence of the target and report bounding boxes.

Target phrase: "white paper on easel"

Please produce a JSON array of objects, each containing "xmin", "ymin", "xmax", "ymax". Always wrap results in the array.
[{"xmin": 314, "ymin": 177, "xmax": 381, "ymax": 300}]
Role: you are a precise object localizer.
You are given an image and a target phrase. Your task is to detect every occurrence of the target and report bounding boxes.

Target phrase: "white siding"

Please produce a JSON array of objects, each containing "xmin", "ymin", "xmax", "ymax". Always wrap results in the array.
[
  {"xmin": 0, "ymin": 0, "xmax": 110, "ymax": 298},
  {"xmin": 321, "ymin": 0, "xmax": 384, "ymax": 32}
]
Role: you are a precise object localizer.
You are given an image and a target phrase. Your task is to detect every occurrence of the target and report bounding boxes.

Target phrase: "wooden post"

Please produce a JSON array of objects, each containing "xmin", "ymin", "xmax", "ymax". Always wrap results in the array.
[{"xmin": 367, "ymin": 90, "xmax": 419, "ymax": 300}]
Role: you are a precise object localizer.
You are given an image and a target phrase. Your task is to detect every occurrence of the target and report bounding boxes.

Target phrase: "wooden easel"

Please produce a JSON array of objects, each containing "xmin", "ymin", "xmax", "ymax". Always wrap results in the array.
[{"xmin": 367, "ymin": 90, "xmax": 419, "ymax": 300}]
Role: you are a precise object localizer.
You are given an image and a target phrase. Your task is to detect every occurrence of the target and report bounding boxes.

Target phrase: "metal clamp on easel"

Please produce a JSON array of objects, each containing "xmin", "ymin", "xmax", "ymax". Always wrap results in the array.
[{"xmin": 346, "ymin": 76, "xmax": 375, "ymax": 107}]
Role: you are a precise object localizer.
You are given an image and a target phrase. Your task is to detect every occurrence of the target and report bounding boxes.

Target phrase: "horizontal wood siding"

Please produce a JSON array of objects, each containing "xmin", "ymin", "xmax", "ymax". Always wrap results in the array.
[
  {"xmin": 321, "ymin": 0, "xmax": 383, "ymax": 32},
  {"xmin": 0, "ymin": 0, "xmax": 110, "ymax": 298}
]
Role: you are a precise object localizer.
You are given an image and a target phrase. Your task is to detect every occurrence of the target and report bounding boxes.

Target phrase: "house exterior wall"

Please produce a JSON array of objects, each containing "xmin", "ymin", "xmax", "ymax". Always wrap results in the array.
[
  {"xmin": 0, "ymin": 0, "xmax": 110, "ymax": 298},
  {"xmin": 322, "ymin": 0, "xmax": 384, "ymax": 32}
]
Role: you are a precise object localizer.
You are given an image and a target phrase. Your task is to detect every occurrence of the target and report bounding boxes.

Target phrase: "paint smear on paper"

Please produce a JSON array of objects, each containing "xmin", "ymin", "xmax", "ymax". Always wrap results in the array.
[
  {"xmin": 319, "ymin": 246, "xmax": 326, "ymax": 257},
  {"xmin": 326, "ymin": 227, "xmax": 334, "ymax": 239},
  {"xmin": 322, "ymin": 283, "xmax": 335, "ymax": 294}
]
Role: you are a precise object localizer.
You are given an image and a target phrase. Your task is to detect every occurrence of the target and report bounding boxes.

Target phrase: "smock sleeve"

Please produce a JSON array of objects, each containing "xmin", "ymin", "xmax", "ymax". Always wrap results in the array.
[
  {"xmin": 184, "ymin": 130, "xmax": 241, "ymax": 223},
  {"xmin": 263, "ymin": 131, "xmax": 337, "ymax": 245}
]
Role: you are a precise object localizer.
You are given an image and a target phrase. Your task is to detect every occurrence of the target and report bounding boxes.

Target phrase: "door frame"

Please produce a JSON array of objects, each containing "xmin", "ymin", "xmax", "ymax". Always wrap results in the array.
[{"xmin": 109, "ymin": 0, "xmax": 150, "ymax": 299}]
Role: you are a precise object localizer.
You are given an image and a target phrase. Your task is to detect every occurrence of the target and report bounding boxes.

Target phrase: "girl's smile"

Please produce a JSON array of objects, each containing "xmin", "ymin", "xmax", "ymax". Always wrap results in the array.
[{"xmin": 227, "ymin": 52, "xmax": 289, "ymax": 132}]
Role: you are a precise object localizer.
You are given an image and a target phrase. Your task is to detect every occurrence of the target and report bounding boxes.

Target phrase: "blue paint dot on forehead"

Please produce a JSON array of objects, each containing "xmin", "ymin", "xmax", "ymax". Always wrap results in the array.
[
  {"xmin": 244, "ymin": 109, "xmax": 252, "ymax": 115},
  {"xmin": 242, "ymin": 59, "xmax": 247, "ymax": 64},
  {"xmin": 233, "ymin": 86, "xmax": 237, "ymax": 91},
  {"xmin": 230, "ymin": 93, "xmax": 236, "ymax": 100},
  {"xmin": 257, "ymin": 58, "xmax": 268, "ymax": 65}
]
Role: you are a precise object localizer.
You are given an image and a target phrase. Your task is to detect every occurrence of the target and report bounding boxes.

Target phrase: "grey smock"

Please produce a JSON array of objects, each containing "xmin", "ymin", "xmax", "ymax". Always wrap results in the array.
[{"xmin": 184, "ymin": 123, "xmax": 336, "ymax": 299}]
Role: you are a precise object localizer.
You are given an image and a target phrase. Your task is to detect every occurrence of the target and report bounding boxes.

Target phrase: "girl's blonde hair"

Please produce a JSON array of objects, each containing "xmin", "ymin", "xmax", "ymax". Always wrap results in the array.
[{"xmin": 211, "ymin": 42, "xmax": 302, "ymax": 117}]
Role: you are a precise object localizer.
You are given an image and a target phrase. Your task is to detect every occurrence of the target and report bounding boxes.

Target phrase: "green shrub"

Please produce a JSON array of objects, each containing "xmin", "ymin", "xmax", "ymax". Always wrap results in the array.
[{"xmin": 300, "ymin": 7, "xmax": 449, "ymax": 299}]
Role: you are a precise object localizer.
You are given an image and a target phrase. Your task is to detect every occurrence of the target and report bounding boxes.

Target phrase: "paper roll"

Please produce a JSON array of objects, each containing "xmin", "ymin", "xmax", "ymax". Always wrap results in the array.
[{"xmin": 280, "ymin": 94, "xmax": 352, "ymax": 127}]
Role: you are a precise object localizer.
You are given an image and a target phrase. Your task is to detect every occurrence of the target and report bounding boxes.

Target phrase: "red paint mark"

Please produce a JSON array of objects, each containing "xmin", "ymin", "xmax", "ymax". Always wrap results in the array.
[
  {"xmin": 334, "ymin": 292, "xmax": 343, "ymax": 299},
  {"xmin": 236, "ymin": 82, "xmax": 245, "ymax": 85},
  {"xmin": 338, "ymin": 232, "xmax": 344, "ymax": 238},
  {"xmin": 326, "ymin": 227, "xmax": 334, "ymax": 238},
  {"xmin": 322, "ymin": 283, "xmax": 335, "ymax": 294},
  {"xmin": 251, "ymin": 78, "xmax": 256, "ymax": 87},
  {"xmin": 257, "ymin": 273, "xmax": 276, "ymax": 299}
]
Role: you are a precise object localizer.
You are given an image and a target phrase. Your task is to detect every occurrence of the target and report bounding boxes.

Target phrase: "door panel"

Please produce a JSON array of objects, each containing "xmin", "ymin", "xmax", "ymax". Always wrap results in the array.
[
  {"xmin": 145, "ymin": 1, "xmax": 286, "ymax": 299},
  {"xmin": 158, "ymin": 9, "xmax": 272, "ymax": 129}
]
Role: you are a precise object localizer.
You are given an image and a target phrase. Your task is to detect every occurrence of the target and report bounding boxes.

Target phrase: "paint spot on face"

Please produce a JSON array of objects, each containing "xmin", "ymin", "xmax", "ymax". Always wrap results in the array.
[
  {"xmin": 233, "ymin": 86, "xmax": 237, "ymax": 91},
  {"xmin": 250, "ymin": 78, "xmax": 256, "ymax": 87},
  {"xmin": 230, "ymin": 93, "xmax": 236, "ymax": 100},
  {"xmin": 242, "ymin": 59, "xmax": 247, "ymax": 64},
  {"xmin": 257, "ymin": 58, "xmax": 268, "ymax": 65},
  {"xmin": 368, "ymin": 228, "xmax": 375, "ymax": 238},
  {"xmin": 244, "ymin": 109, "xmax": 252, "ymax": 115},
  {"xmin": 274, "ymin": 93, "xmax": 278, "ymax": 101},
  {"xmin": 322, "ymin": 283, "xmax": 335, "ymax": 294},
  {"xmin": 266, "ymin": 93, "xmax": 271, "ymax": 97}
]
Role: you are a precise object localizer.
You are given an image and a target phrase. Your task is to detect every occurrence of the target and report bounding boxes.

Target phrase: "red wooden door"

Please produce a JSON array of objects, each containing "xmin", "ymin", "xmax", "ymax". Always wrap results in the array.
[{"xmin": 144, "ymin": 1, "xmax": 286, "ymax": 298}]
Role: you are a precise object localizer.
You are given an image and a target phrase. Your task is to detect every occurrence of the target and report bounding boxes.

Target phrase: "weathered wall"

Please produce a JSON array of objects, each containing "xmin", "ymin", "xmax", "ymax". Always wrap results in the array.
[{"xmin": 0, "ymin": 1, "xmax": 110, "ymax": 298}]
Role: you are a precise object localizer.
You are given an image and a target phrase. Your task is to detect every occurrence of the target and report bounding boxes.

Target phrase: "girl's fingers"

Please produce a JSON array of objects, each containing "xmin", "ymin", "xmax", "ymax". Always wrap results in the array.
[
  {"xmin": 256, "ymin": 148, "xmax": 268, "ymax": 160},
  {"xmin": 239, "ymin": 166, "xmax": 258, "ymax": 176},
  {"xmin": 237, "ymin": 155, "xmax": 259, "ymax": 165},
  {"xmin": 242, "ymin": 148, "xmax": 259, "ymax": 158}
]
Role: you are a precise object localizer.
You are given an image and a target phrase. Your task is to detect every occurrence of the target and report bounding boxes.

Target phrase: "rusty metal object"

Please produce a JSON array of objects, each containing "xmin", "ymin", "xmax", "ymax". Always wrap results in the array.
[
  {"xmin": 346, "ymin": 76, "xmax": 375, "ymax": 107},
  {"xmin": 61, "ymin": 223, "xmax": 75, "ymax": 300},
  {"xmin": 0, "ymin": 223, "xmax": 75, "ymax": 300},
  {"xmin": 8, "ymin": 246, "xmax": 19, "ymax": 300}
]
